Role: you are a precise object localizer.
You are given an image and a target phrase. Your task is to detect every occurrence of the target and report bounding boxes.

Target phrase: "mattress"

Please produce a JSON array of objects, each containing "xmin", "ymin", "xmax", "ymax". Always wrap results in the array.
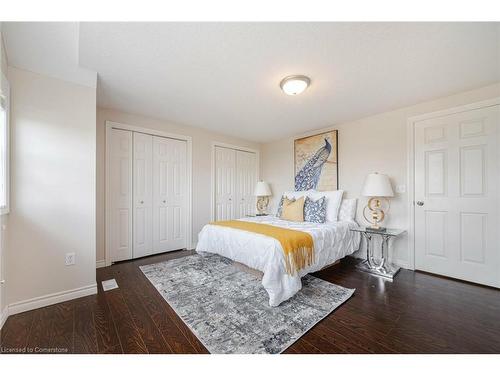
[{"xmin": 196, "ymin": 216, "xmax": 361, "ymax": 306}]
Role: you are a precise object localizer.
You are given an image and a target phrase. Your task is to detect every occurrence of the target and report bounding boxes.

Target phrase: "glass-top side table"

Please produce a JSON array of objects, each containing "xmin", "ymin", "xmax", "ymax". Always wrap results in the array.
[{"xmin": 350, "ymin": 227, "xmax": 406, "ymax": 280}]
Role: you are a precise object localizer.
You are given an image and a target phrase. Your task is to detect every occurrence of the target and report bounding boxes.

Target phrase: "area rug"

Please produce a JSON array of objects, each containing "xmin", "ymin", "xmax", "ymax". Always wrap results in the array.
[{"xmin": 140, "ymin": 253, "xmax": 354, "ymax": 354}]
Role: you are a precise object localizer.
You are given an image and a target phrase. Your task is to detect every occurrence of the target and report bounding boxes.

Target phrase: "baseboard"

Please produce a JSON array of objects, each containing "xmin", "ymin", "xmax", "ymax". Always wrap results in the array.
[
  {"xmin": 8, "ymin": 284, "xmax": 97, "ymax": 316},
  {"xmin": 0, "ymin": 305, "xmax": 8, "ymax": 330},
  {"xmin": 96, "ymin": 259, "xmax": 107, "ymax": 268},
  {"xmin": 189, "ymin": 241, "xmax": 197, "ymax": 251}
]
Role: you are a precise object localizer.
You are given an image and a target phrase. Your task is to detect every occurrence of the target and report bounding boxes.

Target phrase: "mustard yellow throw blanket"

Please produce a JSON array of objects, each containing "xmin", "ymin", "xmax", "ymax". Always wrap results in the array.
[{"xmin": 210, "ymin": 220, "xmax": 314, "ymax": 275}]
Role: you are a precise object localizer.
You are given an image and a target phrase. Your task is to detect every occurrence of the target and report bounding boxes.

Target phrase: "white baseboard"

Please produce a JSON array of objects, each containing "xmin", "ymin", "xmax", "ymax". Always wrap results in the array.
[
  {"xmin": 8, "ymin": 284, "xmax": 97, "ymax": 316},
  {"xmin": 0, "ymin": 305, "xmax": 8, "ymax": 330},
  {"xmin": 189, "ymin": 241, "xmax": 197, "ymax": 251},
  {"xmin": 96, "ymin": 259, "xmax": 107, "ymax": 268}
]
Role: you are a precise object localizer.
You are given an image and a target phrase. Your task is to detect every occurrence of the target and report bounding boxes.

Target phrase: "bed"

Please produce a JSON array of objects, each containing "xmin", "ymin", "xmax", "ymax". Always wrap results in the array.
[{"xmin": 196, "ymin": 197, "xmax": 361, "ymax": 307}]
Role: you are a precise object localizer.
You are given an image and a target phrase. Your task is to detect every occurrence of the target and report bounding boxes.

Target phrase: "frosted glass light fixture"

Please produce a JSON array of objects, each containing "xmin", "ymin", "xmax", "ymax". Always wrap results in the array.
[{"xmin": 280, "ymin": 75, "xmax": 310, "ymax": 95}]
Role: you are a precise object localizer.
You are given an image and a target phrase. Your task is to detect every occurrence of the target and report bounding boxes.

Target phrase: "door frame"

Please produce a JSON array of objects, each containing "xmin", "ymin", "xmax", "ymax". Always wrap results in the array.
[
  {"xmin": 210, "ymin": 142, "xmax": 260, "ymax": 222},
  {"xmin": 406, "ymin": 97, "xmax": 500, "ymax": 270},
  {"xmin": 105, "ymin": 121, "xmax": 193, "ymax": 266}
]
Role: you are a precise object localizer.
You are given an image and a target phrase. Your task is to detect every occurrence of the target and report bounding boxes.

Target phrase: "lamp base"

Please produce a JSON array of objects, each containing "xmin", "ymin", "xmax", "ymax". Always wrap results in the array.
[{"xmin": 256, "ymin": 196, "xmax": 269, "ymax": 216}]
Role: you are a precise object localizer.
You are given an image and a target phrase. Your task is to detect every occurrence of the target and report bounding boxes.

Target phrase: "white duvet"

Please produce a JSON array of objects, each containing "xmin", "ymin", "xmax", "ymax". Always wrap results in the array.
[{"xmin": 196, "ymin": 216, "xmax": 361, "ymax": 307}]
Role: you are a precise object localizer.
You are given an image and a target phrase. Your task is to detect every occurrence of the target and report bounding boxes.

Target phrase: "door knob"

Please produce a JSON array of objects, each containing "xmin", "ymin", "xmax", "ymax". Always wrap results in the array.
[
  {"xmin": 140, "ymin": 200, "xmax": 144, "ymax": 204},
  {"xmin": 416, "ymin": 201, "xmax": 424, "ymax": 206},
  {"xmin": 163, "ymin": 200, "xmax": 166, "ymax": 203}
]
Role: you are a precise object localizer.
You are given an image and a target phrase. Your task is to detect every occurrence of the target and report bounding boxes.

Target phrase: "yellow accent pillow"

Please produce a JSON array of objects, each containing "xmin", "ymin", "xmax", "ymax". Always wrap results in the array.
[{"xmin": 281, "ymin": 196, "xmax": 305, "ymax": 222}]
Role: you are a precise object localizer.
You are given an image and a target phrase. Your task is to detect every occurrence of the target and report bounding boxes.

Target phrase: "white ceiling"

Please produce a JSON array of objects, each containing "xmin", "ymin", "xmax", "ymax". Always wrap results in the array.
[
  {"xmin": 2, "ymin": 22, "xmax": 96, "ymax": 87},
  {"xmin": 3, "ymin": 22, "xmax": 500, "ymax": 142}
]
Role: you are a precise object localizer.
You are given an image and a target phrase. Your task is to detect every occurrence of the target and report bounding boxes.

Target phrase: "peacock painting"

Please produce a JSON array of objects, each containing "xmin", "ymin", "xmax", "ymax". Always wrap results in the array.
[{"xmin": 294, "ymin": 130, "xmax": 338, "ymax": 191}]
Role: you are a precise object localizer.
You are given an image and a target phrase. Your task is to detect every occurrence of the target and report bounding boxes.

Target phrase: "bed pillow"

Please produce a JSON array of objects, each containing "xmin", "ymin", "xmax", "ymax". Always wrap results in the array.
[
  {"xmin": 304, "ymin": 196, "xmax": 327, "ymax": 223},
  {"xmin": 281, "ymin": 197, "xmax": 305, "ymax": 222},
  {"xmin": 276, "ymin": 196, "xmax": 295, "ymax": 217},
  {"xmin": 277, "ymin": 190, "xmax": 310, "ymax": 217},
  {"xmin": 310, "ymin": 190, "xmax": 344, "ymax": 222},
  {"xmin": 338, "ymin": 198, "xmax": 358, "ymax": 221}
]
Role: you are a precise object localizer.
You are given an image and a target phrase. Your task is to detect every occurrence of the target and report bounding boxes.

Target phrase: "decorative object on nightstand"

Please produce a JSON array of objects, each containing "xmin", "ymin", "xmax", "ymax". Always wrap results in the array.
[
  {"xmin": 350, "ymin": 227, "xmax": 405, "ymax": 280},
  {"xmin": 361, "ymin": 172, "xmax": 394, "ymax": 231},
  {"xmin": 254, "ymin": 181, "xmax": 272, "ymax": 216}
]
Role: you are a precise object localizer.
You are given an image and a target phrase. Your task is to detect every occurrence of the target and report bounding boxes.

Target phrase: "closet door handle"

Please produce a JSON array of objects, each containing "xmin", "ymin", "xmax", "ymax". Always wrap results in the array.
[
  {"xmin": 163, "ymin": 200, "xmax": 166, "ymax": 204},
  {"xmin": 140, "ymin": 200, "xmax": 144, "ymax": 204}
]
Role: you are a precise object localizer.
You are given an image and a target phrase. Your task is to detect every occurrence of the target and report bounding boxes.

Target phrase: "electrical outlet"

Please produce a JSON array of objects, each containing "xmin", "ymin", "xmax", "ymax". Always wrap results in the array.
[{"xmin": 65, "ymin": 252, "xmax": 76, "ymax": 266}]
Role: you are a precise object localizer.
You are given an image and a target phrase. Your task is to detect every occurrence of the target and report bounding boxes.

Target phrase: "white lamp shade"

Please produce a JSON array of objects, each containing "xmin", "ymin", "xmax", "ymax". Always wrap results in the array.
[
  {"xmin": 361, "ymin": 173, "xmax": 394, "ymax": 197},
  {"xmin": 254, "ymin": 181, "xmax": 271, "ymax": 196}
]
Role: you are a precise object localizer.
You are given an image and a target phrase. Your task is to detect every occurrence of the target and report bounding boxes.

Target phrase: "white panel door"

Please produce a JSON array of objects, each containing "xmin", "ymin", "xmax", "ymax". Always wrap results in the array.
[
  {"xmin": 109, "ymin": 129, "xmax": 133, "ymax": 262},
  {"xmin": 214, "ymin": 146, "xmax": 236, "ymax": 221},
  {"xmin": 133, "ymin": 132, "xmax": 153, "ymax": 258},
  {"xmin": 153, "ymin": 136, "xmax": 187, "ymax": 253},
  {"xmin": 235, "ymin": 150, "xmax": 257, "ymax": 218},
  {"xmin": 415, "ymin": 105, "xmax": 499, "ymax": 287}
]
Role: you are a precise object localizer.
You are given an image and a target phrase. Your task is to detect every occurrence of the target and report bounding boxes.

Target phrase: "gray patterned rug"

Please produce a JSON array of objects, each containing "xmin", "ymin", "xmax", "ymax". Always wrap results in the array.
[{"xmin": 140, "ymin": 253, "xmax": 354, "ymax": 354}]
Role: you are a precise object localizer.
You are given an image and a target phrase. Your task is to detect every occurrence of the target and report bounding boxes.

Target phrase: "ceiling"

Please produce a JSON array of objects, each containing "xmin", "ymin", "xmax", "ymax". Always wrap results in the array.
[{"xmin": 3, "ymin": 22, "xmax": 500, "ymax": 142}]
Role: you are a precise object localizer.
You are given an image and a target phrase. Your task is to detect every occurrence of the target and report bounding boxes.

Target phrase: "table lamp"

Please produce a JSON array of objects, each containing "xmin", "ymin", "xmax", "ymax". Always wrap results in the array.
[
  {"xmin": 361, "ymin": 172, "xmax": 394, "ymax": 231},
  {"xmin": 254, "ymin": 181, "xmax": 272, "ymax": 216}
]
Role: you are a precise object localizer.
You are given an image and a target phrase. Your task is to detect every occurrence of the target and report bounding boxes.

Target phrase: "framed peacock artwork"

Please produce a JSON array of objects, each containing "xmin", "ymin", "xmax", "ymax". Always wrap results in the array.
[{"xmin": 294, "ymin": 130, "xmax": 338, "ymax": 191}]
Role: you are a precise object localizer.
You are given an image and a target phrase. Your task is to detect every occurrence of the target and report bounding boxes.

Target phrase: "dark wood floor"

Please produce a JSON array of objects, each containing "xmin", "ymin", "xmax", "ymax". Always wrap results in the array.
[{"xmin": 1, "ymin": 250, "xmax": 500, "ymax": 354}]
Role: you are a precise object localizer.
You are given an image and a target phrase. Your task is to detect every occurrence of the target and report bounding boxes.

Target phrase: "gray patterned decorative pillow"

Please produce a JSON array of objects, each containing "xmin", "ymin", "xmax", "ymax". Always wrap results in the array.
[
  {"xmin": 304, "ymin": 196, "xmax": 327, "ymax": 223},
  {"xmin": 276, "ymin": 196, "xmax": 295, "ymax": 217}
]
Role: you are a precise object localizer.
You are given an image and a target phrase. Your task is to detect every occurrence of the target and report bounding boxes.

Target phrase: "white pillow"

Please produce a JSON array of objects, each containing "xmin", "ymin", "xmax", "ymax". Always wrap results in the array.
[
  {"xmin": 338, "ymin": 198, "xmax": 357, "ymax": 221},
  {"xmin": 310, "ymin": 190, "xmax": 344, "ymax": 222}
]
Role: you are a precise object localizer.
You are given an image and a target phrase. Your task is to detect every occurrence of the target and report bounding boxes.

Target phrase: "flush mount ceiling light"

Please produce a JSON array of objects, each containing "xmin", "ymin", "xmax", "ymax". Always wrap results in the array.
[{"xmin": 280, "ymin": 75, "xmax": 311, "ymax": 95}]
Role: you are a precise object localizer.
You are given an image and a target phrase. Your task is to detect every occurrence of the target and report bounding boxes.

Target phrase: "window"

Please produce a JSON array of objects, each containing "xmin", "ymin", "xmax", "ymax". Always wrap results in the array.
[{"xmin": 0, "ymin": 72, "xmax": 9, "ymax": 214}]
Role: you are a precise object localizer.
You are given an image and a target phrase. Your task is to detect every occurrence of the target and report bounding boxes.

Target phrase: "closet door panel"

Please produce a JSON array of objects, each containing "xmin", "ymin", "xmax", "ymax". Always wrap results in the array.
[
  {"xmin": 133, "ymin": 132, "xmax": 153, "ymax": 258},
  {"xmin": 236, "ymin": 151, "xmax": 257, "ymax": 218},
  {"xmin": 153, "ymin": 136, "xmax": 187, "ymax": 253},
  {"xmin": 109, "ymin": 129, "xmax": 133, "ymax": 262},
  {"xmin": 215, "ymin": 147, "xmax": 236, "ymax": 221}
]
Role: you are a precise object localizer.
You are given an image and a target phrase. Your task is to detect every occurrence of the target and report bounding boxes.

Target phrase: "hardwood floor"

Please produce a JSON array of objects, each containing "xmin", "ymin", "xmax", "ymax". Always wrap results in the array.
[{"xmin": 1, "ymin": 250, "xmax": 500, "ymax": 354}]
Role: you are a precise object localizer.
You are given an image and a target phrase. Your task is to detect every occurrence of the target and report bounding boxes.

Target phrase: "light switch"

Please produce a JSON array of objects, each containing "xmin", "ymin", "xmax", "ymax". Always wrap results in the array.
[{"xmin": 396, "ymin": 185, "xmax": 406, "ymax": 194}]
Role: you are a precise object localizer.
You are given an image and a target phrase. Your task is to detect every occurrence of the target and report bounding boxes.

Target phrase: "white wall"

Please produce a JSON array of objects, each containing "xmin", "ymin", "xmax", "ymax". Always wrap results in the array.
[
  {"xmin": 261, "ymin": 82, "xmax": 500, "ymax": 268},
  {"xmin": 5, "ymin": 67, "xmax": 97, "ymax": 308},
  {"xmin": 0, "ymin": 27, "xmax": 8, "ymax": 322},
  {"xmin": 96, "ymin": 108, "xmax": 260, "ymax": 264}
]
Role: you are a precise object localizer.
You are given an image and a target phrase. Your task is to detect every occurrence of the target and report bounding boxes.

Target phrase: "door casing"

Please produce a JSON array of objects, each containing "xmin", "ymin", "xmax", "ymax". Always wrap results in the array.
[
  {"xmin": 105, "ymin": 121, "xmax": 193, "ymax": 267},
  {"xmin": 406, "ymin": 97, "xmax": 500, "ymax": 271}
]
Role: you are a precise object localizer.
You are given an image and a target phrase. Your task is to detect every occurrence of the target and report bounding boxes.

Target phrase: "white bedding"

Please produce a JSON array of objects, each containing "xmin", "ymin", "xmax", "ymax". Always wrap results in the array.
[{"xmin": 195, "ymin": 216, "xmax": 361, "ymax": 307}]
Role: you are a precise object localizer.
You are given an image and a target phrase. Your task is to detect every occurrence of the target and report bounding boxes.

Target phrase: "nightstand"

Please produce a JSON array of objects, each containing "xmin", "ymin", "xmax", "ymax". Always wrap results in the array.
[{"xmin": 349, "ymin": 227, "xmax": 406, "ymax": 280}]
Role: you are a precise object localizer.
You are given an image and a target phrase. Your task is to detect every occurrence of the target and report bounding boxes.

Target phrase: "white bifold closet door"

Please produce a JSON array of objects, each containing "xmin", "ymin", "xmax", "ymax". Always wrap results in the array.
[
  {"xmin": 152, "ymin": 136, "xmax": 188, "ymax": 253},
  {"xmin": 109, "ymin": 129, "xmax": 187, "ymax": 262},
  {"xmin": 214, "ymin": 146, "xmax": 256, "ymax": 221},
  {"xmin": 109, "ymin": 129, "xmax": 133, "ymax": 262},
  {"xmin": 215, "ymin": 146, "xmax": 236, "ymax": 220},
  {"xmin": 133, "ymin": 132, "xmax": 153, "ymax": 258},
  {"xmin": 236, "ymin": 150, "xmax": 257, "ymax": 218}
]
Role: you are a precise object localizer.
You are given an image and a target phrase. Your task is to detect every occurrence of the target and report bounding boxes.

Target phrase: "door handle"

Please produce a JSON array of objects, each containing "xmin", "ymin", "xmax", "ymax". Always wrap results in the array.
[
  {"xmin": 163, "ymin": 200, "xmax": 166, "ymax": 204},
  {"xmin": 416, "ymin": 201, "xmax": 424, "ymax": 206},
  {"xmin": 140, "ymin": 200, "xmax": 144, "ymax": 204}
]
